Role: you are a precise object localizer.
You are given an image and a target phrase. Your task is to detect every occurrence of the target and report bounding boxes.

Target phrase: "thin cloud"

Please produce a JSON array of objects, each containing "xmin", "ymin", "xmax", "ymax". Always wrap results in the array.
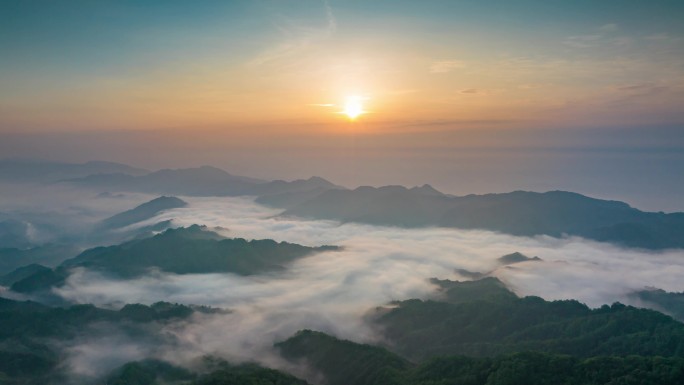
[
  {"xmin": 563, "ymin": 27, "xmax": 631, "ymax": 49},
  {"xmin": 458, "ymin": 88, "xmax": 502, "ymax": 96},
  {"xmin": 517, "ymin": 83, "xmax": 548, "ymax": 90},
  {"xmin": 429, "ymin": 60, "xmax": 466, "ymax": 73},
  {"xmin": 599, "ymin": 23, "xmax": 619, "ymax": 32},
  {"xmin": 322, "ymin": 0, "xmax": 337, "ymax": 34},
  {"xmin": 644, "ymin": 33, "xmax": 676, "ymax": 41},
  {"xmin": 248, "ymin": 0, "xmax": 338, "ymax": 67},
  {"xmin": 616, "ymin": 83, "xmax": 666, "ymax": 93},
  {"xmin": 563, "ymin": 35, "xmax": 602, "ymax": 48}
]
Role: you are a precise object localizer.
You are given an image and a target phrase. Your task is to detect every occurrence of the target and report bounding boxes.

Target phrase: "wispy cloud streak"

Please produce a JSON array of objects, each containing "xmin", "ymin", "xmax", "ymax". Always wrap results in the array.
[{"xmin": 249, "ymin": 0, "xmax": 337, "ymax": 67}]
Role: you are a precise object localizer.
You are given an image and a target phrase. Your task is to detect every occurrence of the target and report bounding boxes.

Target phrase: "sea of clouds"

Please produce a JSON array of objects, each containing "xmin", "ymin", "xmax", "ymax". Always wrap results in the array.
[{"xmin": 47, "ymin": 196, "xmax": 684, "ymax": 379}]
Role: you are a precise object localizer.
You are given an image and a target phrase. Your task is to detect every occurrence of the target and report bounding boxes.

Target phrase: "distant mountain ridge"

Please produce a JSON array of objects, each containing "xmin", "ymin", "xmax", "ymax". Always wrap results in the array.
[
  {"xmin": 0, "ymin": 158, "xmax": 148, "ymax": 182},
  {"xmin": 66, "ymin": 166, "xmax": 264, "ymax": 196},
  {"xmin": 1, "ymin": 159, "xmax": 343, "ymax": 200},
  {"xmin": 279, "ymin": 187, "xmax": 684, "ymax": 250},
  {"xmin": 66, "ymin": 165, "xmax": 342, "ymax": 198}
]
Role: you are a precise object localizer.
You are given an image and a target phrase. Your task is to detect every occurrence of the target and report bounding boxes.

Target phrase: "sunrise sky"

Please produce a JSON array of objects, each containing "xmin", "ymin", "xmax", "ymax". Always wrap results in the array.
[{"xmin": 1, "ymin": 0, "xmax": 683, "ymax": 210}]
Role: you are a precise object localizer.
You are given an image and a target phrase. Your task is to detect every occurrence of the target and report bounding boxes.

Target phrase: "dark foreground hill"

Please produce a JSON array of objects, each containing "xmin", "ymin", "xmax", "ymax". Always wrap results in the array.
[
  {"xmin": 10, "ymin": 225, "xmax": 337, "ymax": 293},
  {"xmin": 271, "ymin": 277, "xmax": 684, "ymax": 384},
  {"xmin": 280, "ymin": 187, "xmax": 684, "ymax": 249},
  {"xmin": 0, "ymin": 297, "xmax": 209, "ymax": 384},
  {"xmin": 107, "ymin": 359, "xmax": 309, "ymax": 385},
  {"xmin": 4, "ymin": 275, "xmax": 684, "ymax": 384},
  {"xmin": 277, "ymin": 330, "xmax": 684, "ymax": 385},
  {"xmin": 374, "ymin": 277, "xmax": 684, "ymax": 360}
]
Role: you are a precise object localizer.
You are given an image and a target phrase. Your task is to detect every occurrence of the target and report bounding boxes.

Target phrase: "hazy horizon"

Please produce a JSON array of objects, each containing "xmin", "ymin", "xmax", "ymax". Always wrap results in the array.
[{"xmin": 1, "ymin": 125, "xmax": 682, "ymax": 212}]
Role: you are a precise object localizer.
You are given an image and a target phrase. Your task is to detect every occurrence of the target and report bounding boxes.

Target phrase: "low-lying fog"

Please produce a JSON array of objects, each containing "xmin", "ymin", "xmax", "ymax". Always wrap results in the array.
[{"xmin": 46, "ymin": 196, "xmax": 684, "ymax": 377}]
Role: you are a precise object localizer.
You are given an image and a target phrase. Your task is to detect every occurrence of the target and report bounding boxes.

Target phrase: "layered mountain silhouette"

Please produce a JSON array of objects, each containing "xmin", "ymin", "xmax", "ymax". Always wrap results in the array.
[
  {"xmin": 279, "ymin": 187, "xmax": 684, "ymax": 250},
  {"xmin": 5, "ymin": 159, "xmax": 683, "ymax": 250},
  {"xmin": 66, "ymin": 165, "xmax": 341, "ymax": 197},
  {"xmin": 66, "ymin": 165, "xmax": 263, "ymax": 195}
]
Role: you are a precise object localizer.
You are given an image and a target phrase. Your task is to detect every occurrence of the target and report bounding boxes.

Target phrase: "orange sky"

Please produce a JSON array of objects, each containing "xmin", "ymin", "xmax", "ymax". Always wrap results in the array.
[{"xmin": 1, "ymin": 1, "xmax": 683, "ymax": 135}]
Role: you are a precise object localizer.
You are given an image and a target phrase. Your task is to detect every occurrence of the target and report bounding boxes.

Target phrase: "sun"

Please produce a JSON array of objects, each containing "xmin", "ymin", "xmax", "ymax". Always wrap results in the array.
[{"xmin": 343, "ymin": 95, "xmax": 365, "ymax": 120}]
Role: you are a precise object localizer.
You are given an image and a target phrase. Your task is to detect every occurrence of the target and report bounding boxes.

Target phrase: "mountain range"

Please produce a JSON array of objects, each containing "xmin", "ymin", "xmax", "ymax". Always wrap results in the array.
[
  {"xmin": 65, "ymin": 165, "xmax": 341, "ymax": 197},
  {"xmin": 0, "ymin": 159, "xmax": 148, "ymax": 182},
  {"xmin": 278, "ymin": 187, "xmax": 684, "ymax": 250},
  {"xmin": 4, "ymin": 158, "xmax": 684, "ymax": 250}
]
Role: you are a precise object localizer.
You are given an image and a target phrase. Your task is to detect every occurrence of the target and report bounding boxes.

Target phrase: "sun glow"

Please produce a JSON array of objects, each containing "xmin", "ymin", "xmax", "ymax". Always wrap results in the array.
[{"xmin": 343, "ymin": 95, "xmax": 365, "ymax": 120}]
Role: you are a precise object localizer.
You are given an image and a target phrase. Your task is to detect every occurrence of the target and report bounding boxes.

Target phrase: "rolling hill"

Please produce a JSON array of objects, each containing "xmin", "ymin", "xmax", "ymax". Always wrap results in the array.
[{"xmin": 10, "ymin": 225, "xmax": 338, "ymax": 293}]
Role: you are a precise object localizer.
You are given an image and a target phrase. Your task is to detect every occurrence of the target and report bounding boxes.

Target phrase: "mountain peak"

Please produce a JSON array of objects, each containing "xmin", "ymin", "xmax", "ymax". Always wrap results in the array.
[
  {"xmin": 100, "ymin": 196, "xmax": 187, "ymax": 230},
  {"xmin": 498, "ymin": 252, "xmax": 542, "ymax": 265},
  {"xmin": 410, "ymin": 184, "xmax": 443, "ymax": 196}
]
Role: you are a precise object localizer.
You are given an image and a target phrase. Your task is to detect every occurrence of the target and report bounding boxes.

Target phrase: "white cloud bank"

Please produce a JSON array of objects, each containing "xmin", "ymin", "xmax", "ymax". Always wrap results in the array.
[{"xmin": 52, "ymin": 196, "xmax": 684, "ymax": 377}]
